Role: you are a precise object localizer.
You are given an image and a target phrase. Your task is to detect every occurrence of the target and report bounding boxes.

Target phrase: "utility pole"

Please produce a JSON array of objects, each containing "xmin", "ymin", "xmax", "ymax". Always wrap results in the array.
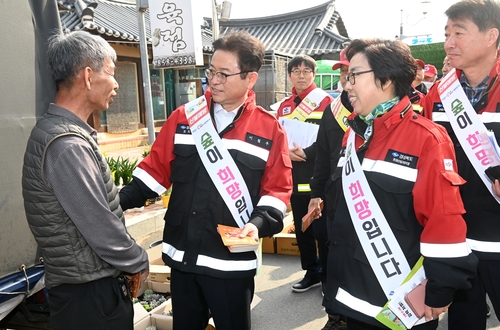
[
  {"xmin": 212, "ymin": 0, "xmax": 231, "ymax": 42},
  {"xmin": 400, "ymin": 9, "xmax": 404, "ymax": 39},
  {"xmin": 137, "ymin": 0, "xmax": 155, "ymax": 145},
  {"xmin": 212, "ymin": 0, "xmax": 220, "ymax": 42}
]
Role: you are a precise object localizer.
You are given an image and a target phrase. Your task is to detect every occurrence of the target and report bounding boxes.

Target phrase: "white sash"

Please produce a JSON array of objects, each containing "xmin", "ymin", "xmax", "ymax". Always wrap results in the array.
[
  {"xmin": 185, "ymin": 96, "xmax": 254, "ymax": 228},
  {"xmin": 438, "ymin": 68, "xmax": 500, "ymax": 203},
  {"xmin": 342, "ymin": 129, "xmax": 411, "ymax": 298},
  {"xmin": 282, "ymin": 88, "xmax": 329, "ymax": 122}
]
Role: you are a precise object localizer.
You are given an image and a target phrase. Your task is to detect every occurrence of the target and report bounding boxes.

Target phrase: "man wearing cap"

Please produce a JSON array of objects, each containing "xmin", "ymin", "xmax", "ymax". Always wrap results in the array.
[
  {"xmin": 277, "ymin": 55, "xmax": 333, "ymax": 297},
  {"xmin": 413, "ymin": 59, "xmax": 428, "ymax": 95},
  {"xmin": 424, "ymin": 64, "xmax": 438, "ymax": 82},
  {"xmin": 309, "ymin": 48, "xmax": 352, "ymax": 330}
]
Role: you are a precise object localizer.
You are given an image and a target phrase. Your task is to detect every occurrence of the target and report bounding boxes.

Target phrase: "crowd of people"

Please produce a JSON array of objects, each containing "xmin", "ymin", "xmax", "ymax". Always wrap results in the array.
[{"xmin": 20, "ymin": 0, "xmax": 500, "ymax": 329}]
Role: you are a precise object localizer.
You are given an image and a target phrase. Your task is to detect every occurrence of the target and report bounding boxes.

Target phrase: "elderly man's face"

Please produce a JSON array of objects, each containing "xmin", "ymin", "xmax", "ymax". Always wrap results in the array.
[{"xmin": 89, "ymin": 57, "xmax": 118, "ymax": 111}]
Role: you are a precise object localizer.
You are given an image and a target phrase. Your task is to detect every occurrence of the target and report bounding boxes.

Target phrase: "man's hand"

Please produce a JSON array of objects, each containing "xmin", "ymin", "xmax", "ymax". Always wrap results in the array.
[
  {"xmin": 308, "ymin": 198, "xmax": 323, "ymax": 219},
  {"xmin": 239, "ymin": 222, "xmax": 259, "ymax": 242},
  {"xmin": 424, "ymin": 303, "xmax": 451, "ymax": 321},
  {"xmin": 289, "ymin": 142, "xmax": 306, "ymax": 162},
  {"xmin": 493, "ymin": 179, "xmax": 500, "ymax": 197},
  {"xmin": 125, "ymin": 266, "xmax": 149, "ymax": 298}
]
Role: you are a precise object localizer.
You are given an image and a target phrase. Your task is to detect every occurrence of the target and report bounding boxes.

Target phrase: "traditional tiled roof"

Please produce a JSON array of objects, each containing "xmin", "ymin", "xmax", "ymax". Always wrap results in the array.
[
  {"xmin": 58, "ymin": 0, "xmax": 150, "ymax": 42},
  {"xmin": 209, "ymin": 1, "xmax": 349, "ymax": 56},
  {"xmin": 57, "ymin": 0, "xmax": 348, "ymax": 56}
]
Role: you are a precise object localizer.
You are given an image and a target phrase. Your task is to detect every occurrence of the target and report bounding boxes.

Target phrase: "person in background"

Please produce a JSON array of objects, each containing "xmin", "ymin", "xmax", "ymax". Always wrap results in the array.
[
  {"xmin": 412, "ymin": 59, "xmax": 428, "ymax": 94},
  {"xmin": 120, "ymin": 30, "xmax": 293, "ymax": 330},
  {"xmin": 276, "ymin": 55, "xmax": 333, "ymax": 295},
  {"xmin": 423, "ymin": 64, "xmax": 438, "ymax": 89},
  {"xmin": 323, "ymin": 38, "xmax": 477, "ymax": 329},
  {"xmin": 309, "ymin": 48, "xmax": 352, "ymax": 330},
  {"xmin": 422, "ymin": 0, "xmax": 500, "ymax": 328},
  {"xmin": 22, "ymin": 30, "xmax": 149, "ymax": 330},
  {"xmin": 442, "ymin": 56, "xmax": 453, "ymax": 77}
]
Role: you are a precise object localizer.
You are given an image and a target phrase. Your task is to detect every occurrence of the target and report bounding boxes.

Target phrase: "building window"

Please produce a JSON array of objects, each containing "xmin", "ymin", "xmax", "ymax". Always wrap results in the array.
[
  {"xmin": 150, "ymin": 68, "xmax": 167, "ymax": 121},
  {"xmin": 175, "ymin": 68, "xmax": 205, "ymax": 108},
  {"xmin": 101, "ymin": 61, "xmax": 140, "ymax": 133}
]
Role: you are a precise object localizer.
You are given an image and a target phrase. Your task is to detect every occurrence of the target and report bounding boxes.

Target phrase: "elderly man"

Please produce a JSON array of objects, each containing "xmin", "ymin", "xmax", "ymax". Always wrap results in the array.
[
  {"xmin": 422, "ymin": 0, "xmax": 500, "ymax": 328},
  {"xmin": 22, "ymin": 31, "xmax": 149, "ymax": 330}
]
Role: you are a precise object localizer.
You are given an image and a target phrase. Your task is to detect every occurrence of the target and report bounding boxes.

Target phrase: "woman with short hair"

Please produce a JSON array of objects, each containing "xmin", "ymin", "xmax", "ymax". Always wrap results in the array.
[{"xmin": 322, "ymin": 39, "xmax": 478, "ymax": 330}]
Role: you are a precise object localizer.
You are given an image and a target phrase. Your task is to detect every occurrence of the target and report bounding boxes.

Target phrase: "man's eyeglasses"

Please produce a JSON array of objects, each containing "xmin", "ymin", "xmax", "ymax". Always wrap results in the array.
[
  {"xmin": 205, "ymin": 68, "xmax": 250, "ymax": 84},
  {"xmin": 346, "ymin": 70, "xmax": 373, "ymax": 85},
  {"xmin": 291, "ymin": 69, "xmax": 313, "ymax": 76}
]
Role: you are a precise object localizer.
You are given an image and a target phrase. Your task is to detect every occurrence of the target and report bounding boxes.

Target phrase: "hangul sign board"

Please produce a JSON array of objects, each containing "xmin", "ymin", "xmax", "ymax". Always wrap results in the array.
[{"xmin": 148, "ymin": 0, "xmax": 203, "ymax": 68}]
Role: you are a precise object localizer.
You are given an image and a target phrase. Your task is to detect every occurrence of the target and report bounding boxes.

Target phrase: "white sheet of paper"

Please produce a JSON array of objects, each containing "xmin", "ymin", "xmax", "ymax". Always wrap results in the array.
[{"xmin": 279, "ymin": 117, "xmax": 319, "ymax": 149}]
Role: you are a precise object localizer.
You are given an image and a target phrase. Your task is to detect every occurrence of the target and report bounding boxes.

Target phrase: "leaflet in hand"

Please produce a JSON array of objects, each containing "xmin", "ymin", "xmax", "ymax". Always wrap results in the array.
[
  {"xmin": 301, "ymin": 200, "xmax": 323, "ymax": 232},
  {"xmin": 217, "ymin": 224, "xmax": 259, "ymax": 253},
  {"xmin": 376, "ymin": 257, "xmax": 428, "ymax": 329},
  {"xmin": 279, "ymin": 117, "xmax": 319, "ymax": 149}
]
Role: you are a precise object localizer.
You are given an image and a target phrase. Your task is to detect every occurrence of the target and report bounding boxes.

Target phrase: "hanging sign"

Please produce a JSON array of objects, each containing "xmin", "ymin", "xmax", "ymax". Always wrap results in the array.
[{"xmin": 149, "ymin": 0, "xmax": 203, "ymax": 68}]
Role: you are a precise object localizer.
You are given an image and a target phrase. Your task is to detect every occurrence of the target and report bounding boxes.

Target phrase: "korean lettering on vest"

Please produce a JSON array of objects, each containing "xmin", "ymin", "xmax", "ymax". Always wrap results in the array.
[
  {"xmin": 344, "ymin": 148, "xmax": 403, "ymax": 279},
  {"xmin": 200, "ymin": 132, "xmax": 251, "ymax": 221},
  {"xmin": 451, "ymin": 99, "xmax": 497, "ymax": 166}
]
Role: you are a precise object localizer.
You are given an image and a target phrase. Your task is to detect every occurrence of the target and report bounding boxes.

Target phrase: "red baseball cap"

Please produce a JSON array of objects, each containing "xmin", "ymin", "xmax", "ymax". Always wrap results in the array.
[
  {"xmin": 332, "ymin": 48, "xmax": 350, "ymax": 70},
  {"xmin": 415, "ymin": 59, "xmax": 425, "ymax": 68},
  {"xmin": 424, "ymin": 64, "xmax": 437, "ymax": 77}
]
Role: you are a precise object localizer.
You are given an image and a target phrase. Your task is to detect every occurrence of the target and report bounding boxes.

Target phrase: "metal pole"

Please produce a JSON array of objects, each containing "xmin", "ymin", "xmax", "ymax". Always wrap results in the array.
[
  {"xmin": 137, "ymin": 2, "xmax": 156, "ymax": 145},
  {"xmin": 400, "ymin": 9, "xmax": 403, "ymax": 39},
  {"xmin": 212, "ymin": 0, "xmax": 219, "ymax": 42}
]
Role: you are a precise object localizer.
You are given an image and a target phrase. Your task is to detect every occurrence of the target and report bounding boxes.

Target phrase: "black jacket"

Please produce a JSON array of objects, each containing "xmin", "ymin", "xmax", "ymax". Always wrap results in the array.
[{"xmin": 310, "ymin": 91, "xmax": 353, "ymax": 217}]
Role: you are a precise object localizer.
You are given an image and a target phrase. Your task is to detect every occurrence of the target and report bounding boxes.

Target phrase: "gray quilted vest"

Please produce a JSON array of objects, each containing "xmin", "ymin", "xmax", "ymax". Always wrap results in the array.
[{"xmin": 22, "ymin": 112, "xmax": 122, "ymax": 289}]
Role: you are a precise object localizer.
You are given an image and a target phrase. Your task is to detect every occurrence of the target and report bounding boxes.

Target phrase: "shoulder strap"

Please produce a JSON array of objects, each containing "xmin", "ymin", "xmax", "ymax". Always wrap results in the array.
[{"xmin": 282, "ymin": 88, "xmax": 329, "ymax": 121}]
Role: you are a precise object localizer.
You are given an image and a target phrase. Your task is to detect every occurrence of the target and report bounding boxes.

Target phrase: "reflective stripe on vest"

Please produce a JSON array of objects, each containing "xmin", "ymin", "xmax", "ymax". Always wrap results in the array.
[
  {"xmin": 335, "ymin": 287, "xmax": 382, "ymax": 318},
  {"xmin": 467, "ymin": 238, "xmax": 500, "ymax": 253},
  {"xmin": 297, "ymin": 183, "xmax": 311, "ymax": 193},
  {"xmin": 162, "ymin": 242, "xmax": 257, "ymax": 272}
]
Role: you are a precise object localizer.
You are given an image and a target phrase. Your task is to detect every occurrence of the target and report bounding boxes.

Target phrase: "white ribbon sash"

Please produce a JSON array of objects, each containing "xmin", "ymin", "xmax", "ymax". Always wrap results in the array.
[
  {"xmin": 282, "ymin": 88, "xmax": 329, "ymax": 122},
  {"xmin": 342, "ymin": 129, "xmax": 411, "ymax": 298},
  {"xmin": 438, "ymin": 68, "xmax": 500, "ymax": 203},
  {"xmin": 185, "ymin": 96, "xmax": 254, "ymax": 228}
]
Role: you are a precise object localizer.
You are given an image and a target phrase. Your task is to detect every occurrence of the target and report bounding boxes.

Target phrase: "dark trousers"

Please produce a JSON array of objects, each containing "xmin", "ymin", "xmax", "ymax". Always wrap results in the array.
[
  {"xmin": 291, "ymin": 194, "xmax": 328, "ymax": 280},
  {"xmin": 448, "ymin": 259, "xmax": 500, "ymax": 329},
  {"xmin": 170, "ymin": 269, "xmax": 254, "ymax": 330},
  {"xmin": 47, "ymin": 276, "xmax": 133, "ymax": 330}
]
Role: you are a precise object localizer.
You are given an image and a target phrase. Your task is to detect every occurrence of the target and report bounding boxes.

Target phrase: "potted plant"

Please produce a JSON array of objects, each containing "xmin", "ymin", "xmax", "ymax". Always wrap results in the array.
[{"xmin": 161, "ymin": 187, "xmax": 172, "ymax": 208}]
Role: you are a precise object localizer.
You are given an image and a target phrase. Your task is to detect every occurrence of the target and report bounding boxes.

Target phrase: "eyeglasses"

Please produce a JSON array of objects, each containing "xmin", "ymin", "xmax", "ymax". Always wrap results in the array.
[
  {"xmin": 346, "ymin": 70, "xmax": 373, "ymax": 85},
  {"xmin": 205, "ymin": 68, "xmax": 250, "ymax": 84},
  {"xmin": 291, "ymin": 69, "xmax": 313, "ymax": 76}
]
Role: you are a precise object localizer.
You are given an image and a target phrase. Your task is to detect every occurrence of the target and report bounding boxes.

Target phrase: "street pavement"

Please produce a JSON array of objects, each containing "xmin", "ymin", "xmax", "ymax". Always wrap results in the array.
[
  {"xmin": 108, "ymin": 147, "xmax": 500, "ymax": 329},
  {"xmin": 253, "ymin": 253, "xmax": 500, "ymax": 330}
]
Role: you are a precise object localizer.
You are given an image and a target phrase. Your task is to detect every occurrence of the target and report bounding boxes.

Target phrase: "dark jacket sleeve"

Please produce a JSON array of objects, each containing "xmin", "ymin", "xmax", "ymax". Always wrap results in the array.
[
  {"xmin": 424, "ymin": 255, "xmax": 478, "ymax": 308},
  {"xmin": 119, "ymin": 176, "xmax": 159, "ymax": 211},
  {"xmin": 310, "ymin": 105, "xmax": 333, "ymax": 199},
  {"xmin": 249, "ymin": 206, "xmax": 284, "ymax": 238}
]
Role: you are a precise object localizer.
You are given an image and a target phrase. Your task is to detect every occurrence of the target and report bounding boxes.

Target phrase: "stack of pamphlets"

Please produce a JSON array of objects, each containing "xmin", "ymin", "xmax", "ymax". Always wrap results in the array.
[{"xmin": 217, "ymin": 224, "xmax": 259, "ymax": 253}]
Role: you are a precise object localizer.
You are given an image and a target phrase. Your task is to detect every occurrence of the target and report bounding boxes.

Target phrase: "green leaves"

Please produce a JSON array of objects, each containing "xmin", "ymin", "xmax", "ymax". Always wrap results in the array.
[{"xmin": 106, "ymin": 156, "xmax": 138, "ymax": 186}]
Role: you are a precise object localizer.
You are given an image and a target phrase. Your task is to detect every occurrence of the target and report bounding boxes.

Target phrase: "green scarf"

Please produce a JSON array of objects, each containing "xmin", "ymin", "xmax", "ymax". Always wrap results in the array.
[{"xmin": 360, "ymin": 96, "xmax": 399, "ymax": 140}]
